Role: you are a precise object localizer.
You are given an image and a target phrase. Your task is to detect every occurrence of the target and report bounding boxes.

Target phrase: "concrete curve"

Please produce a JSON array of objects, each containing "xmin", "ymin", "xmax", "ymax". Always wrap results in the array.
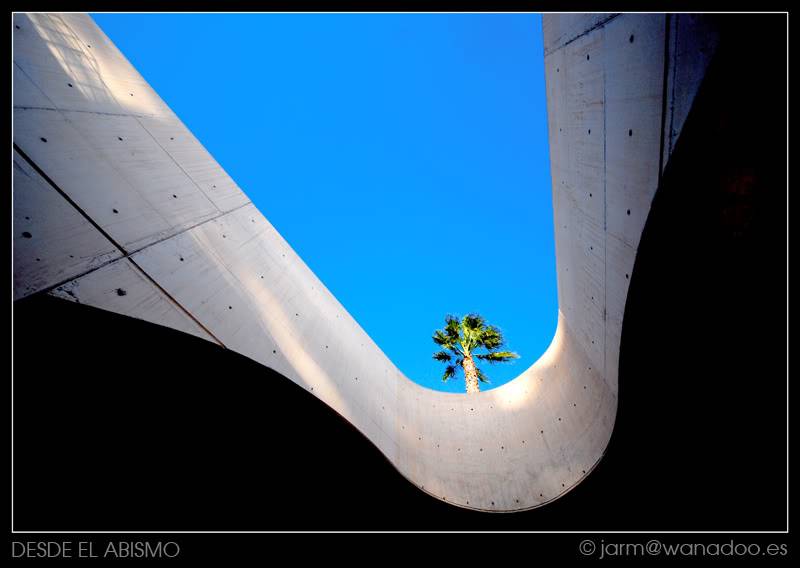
[{"xmin": 12, "ymin": 13, "xmax": 718, "ymax": 512}]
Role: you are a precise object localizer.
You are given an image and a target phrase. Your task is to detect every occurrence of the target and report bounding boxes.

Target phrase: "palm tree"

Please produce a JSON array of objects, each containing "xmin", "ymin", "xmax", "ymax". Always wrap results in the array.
[{"xmin": 432, "ymin": 313, "xmax": 519, "ymax": 394}]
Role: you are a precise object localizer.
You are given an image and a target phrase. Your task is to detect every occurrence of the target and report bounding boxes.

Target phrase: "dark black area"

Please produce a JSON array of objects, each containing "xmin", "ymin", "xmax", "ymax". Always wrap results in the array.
[
  {"xmin": 11, "ymin": 14, "xmax": 786, "ymax": 532},
  {"xmin": 609, "ymin": 13, "xmax": 788, "ymax": 531}
]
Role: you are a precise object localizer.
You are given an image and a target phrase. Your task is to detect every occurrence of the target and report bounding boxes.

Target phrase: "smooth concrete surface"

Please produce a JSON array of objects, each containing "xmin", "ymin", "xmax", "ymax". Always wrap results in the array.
[{"xmin": 12, "ymin": 13, "xmax": 718, "ymax": 512}]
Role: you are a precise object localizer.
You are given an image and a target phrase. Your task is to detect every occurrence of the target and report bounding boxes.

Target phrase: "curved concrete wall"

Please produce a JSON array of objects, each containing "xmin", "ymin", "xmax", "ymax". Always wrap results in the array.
[{"xmin": 12, "ymin": 13, "xmax": 717, "ymax": 512}]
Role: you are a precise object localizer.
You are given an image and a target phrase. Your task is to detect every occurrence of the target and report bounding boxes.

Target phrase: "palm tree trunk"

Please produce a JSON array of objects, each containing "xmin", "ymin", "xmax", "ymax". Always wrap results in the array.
[{"xmin": 462, "ymin": 355, "xmax": 480, "ymax": 394}]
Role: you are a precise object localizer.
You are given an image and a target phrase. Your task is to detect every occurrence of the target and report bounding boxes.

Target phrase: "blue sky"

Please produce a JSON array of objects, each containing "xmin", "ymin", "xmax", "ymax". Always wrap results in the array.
[{"xmin": 92, "ymin": 13, "xmax": 556, "ymax": 392}]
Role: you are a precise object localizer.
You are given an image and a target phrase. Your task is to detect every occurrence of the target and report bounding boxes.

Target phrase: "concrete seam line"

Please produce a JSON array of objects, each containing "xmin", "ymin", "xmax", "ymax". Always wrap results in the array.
[
  {"xmin": 543, "ymin": 13, "xmax": 620, "ymax": 57},
  {"xmin": 133, "ymin": 114, "xmax": 223, "ymax": 215},
  {"xmin": 126, "ymin": 256, "xmax": 227, "ymax": 348},
  {"xmin": 13, "ymin": 142, "xmax": 129, "ymax": 255}
]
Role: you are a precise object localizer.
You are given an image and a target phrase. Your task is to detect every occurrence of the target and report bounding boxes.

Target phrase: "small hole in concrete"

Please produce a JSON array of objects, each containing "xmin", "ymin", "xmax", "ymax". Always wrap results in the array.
[
  {"xmin": 491, "ymin": 501, "xmax": 495, "ymax": 506},
  {"xmin": 582, "ymin": 470, "xmax": 586, "ymax": 474},
  {"xmin": 170, "ymin": 137, "xmax": 174, "ymax": 140},
  {"xmin": 629, "ymin": 34, "xmax": 635, "ymax": 43},
  {"xmin": 87, "ymin": 44, "xmax": 91, "ymax": 48},
  {"xmin": 588, "ymin": 129, "xmax": 591, "ymax": 135},
  {"xmin": 589, "ymin": 193, "xmax": 592, "ymax": 198},
  {"xmin": 129, "ymin": 93, "xmax": 134, "ymax": 97},
  {"xmin": 179, "ymin": 256, "xmax": 184, "ymax": 262},
  {"xmin": 540, "ymin": 493, "xmax": 544, "ymax": 497},
  {"xmin": 562, "ymin": 483, "xmax": 565, "ymax": 487},
  {"xmin": 112, "ymin": 209, "xmax": 119, "ymax": 214},
  {"xmin": 68, "ymin": 83, "xmax": 73, "ymax": 88},
  {"xmin": 627, "ymin": 209, "xmax": 631, "ymax": 215},
  {"xmin": 584, "ymin": 385, "xmax": 587, "ymax": 389},
  {"xmin": 228, "ymin": 306, "xmax": 232, "ymax": 310},
  {"xmin": 558, "ymin": 417, "xmax": 562, "ymax": 421},
  {"xmin": 273, "ymin": 350, "xmax": 276, "ymax": 354},
  {"xmin": 21, "ymin": 231, "xmax": 32, "ymax": 239},
  {"xmin": 479, "ymin": 448, "xmax": 483, "ymax": 452},
  {"xmin": 540, "ymin": 430, "xmax": 544, "ymax": 434},
  {"xmin": 590, "ymin": 246, "xmax": 593, "ymax": 251},
  {"xmin": 260, "ymin": 275, "xmax": 263, "ymax": 279},
  {"xmin": 516, "ymin": 499, "xmax": 519, "ymax": 503},
  {"xmin": 625, "ymin": 273, "xmax": 629, "ymax": 279},
  {"xmin": 40, "ymin": 137, "xmax": 47, "ymax": 143},
  {"xmin": 117, "ymin": 136, "xmax": 123, "ymax": 141},
  {"xmin": 25, "ymin": 216, "xmax": 30, "ymax": 220},
  {"xmin": 629, "ymin": 129, "xmax": 633, "ymax": 137},
  {"xmin": 116, "ymin": 288, "xmax": 127, "ymax": 296},
  {"xmin": 69, "ymin": 255, "xmax": 74, "ymax": 258},
  {"xmin": 35, "ymin": 258, "xmax": 41, "ymax": 262},
  {"xmin": 587, "ymin": 54, "xmax": 590, "ymax": 60},
  {"xmin": 15, "ymin": 25, "xmax": 20, "ymax": 29},
  {"xmin": 556, "ymin": 67, "xmax": 559, "ymax": 72}
]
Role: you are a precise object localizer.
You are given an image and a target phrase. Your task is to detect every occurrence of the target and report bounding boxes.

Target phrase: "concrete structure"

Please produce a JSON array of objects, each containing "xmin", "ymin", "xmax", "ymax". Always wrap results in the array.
[{"xmin": 12, "ymin": 13, "xmax": 718, "ymax": 512}]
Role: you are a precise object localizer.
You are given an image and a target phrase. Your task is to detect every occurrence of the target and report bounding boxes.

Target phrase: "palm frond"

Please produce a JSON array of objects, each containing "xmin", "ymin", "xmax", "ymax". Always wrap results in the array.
[
  {"xmin": 432, "ymin": 329, "xmax": 449, "ymax": 346},
  {"xmin": 432, "ymin": 351, "xmax": 452, "ymax": 362},
  {"xmin": 442, "ymin": 364, "xmax": 456, "ymax": 382},
  {"xmin": 432, "ymin": 336, "xmax": 457, "ymax": 352},
  {"xmin": 475, "ymin": 350, "xmax": 519, "ymax": 364},
  {"xmin": 444, "ymin": 315, "xmax": 461, "ymax": 342},
  {"xmin": 460, "ymin": 313, "xmax": 487, "ymax": 352},
  {"xmin": 479, "ymin": 325, "xmax": 504, "ymax": 350},
  {"xmin": 463, "ymin": 313, "xmax": 485, "ymax": 331},
  {"xmin": 476, "ymin": 367, "xmax": 490, "ymax": 383}
]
